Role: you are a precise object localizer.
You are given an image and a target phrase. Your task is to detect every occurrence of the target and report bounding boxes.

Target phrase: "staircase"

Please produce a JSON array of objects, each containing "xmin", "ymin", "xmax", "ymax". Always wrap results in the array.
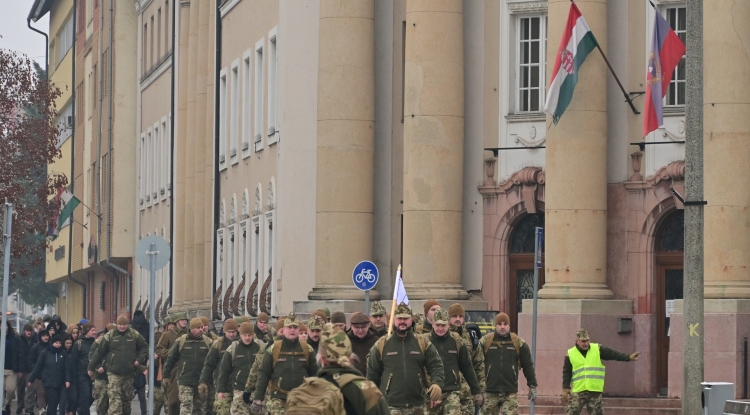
[{"xmin": 518, "ymin": 396, "xmax": 682, "ymax": 415}]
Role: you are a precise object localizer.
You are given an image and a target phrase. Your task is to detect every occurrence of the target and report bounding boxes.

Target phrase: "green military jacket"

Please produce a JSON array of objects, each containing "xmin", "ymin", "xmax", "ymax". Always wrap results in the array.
[
  {"xmin": 89, "ymin": 336, "xmax": 109, "ymax": 381},
  {"xmin": 253, "ymin": 337, "xmax": 318, "ymax": 401},
  {"xmin": 254, "ymin": 324, "xmax": 273, "ymax": 344},
  {"xmin": 216, "ymin": 339, "xmax": 263, "ymax": 392},
  {"xmin": 88, "ymin": 327, "xmax": 148, "ymax": 376},
  {"xmin": 162, "ymin": 333, "xmax": 212, "ymax": 387},
  {"xmin": 316, "ymin": 365, "xmax": 391, "ymax": 415},
  {"xmin": 243, "ymin": 341, "xmax": 269, "ymax": 394},
  {"xmin": 199, "ymin": 336, "xmax": 234, "ymax": 386},
  {"xmin": 365, "ymin": 330, "xmax": 445, "ymax": 408},
  {"xmin": 479, "ymin": 331, "xmax": 537, "ymax": 394},
  {"xmin": 451, "ymin": 324, "xmax": 486, "ymax": 390},
  {"xmin": 371, "ymin": 326, "xmax": 388, "ymax": 338},
  {"xmin": 424, "ymin": 331, "xmax": 481, "ymax": 395},
  {"xmin": 307, "ymin": 338, "xmax": 319, "ymax": 354},
  {"xmin": 156, "ymin": 325, "xmax": 187, "ymax": 380}
]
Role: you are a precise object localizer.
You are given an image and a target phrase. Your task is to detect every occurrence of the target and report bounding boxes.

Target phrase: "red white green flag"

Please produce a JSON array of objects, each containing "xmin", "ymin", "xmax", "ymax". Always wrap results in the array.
[{"xmin": 544, "ymin": 2, "xmax": 599, "ymax": 124}]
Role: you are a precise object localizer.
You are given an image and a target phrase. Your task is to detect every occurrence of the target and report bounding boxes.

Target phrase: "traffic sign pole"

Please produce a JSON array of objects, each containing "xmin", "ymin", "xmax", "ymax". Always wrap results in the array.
[{"xmin": 148, "ymin": 242, "xmax": 156, "ymax": 415}]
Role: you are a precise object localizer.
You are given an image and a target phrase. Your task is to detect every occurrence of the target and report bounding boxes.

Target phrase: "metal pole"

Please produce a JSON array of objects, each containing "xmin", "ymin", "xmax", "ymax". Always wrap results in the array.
[
  {"xmin": 530, "ymin": 226, "xmax": 542, "ymax": 415},
  {"xmin": 148, "ymin": 242, "xmax": 157, "ymax": 415},
  {"xmin": 365, "ymin": 290, "xmax": 370, "ymax": 316},
  {"xmin": 683, "ymin": 0, "xmax": 704, "ymax": 414},
  {"xmin": 0, "ymin": 203, "xmax": 14, "ymax": 397}
]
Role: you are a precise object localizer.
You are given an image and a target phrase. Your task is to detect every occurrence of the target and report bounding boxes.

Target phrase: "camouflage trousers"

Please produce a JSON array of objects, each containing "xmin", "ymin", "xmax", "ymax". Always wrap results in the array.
[
  {"xmin": 92, "ymin": 378, "xmax": 109, "ymax": 415},
  {"xmin": 266, "ymin": 398, "xmax": 285, "ymax": 415},
  {"xmin": 483, "ymin": 392, "xmax": 518, "ymax": 415},
  {"xmin": 178, "ymin": 384, "xmax": 207, "ymax": 415},
  {"xmin": 389, "ymin": 405, "xmax": 428, "ymax": 415},
  {"xmin": 458, "ymin": 379, "xmax": 475, "ymax": 415},
  {"xmin": 231, "ymin": 390, "xmax": 251, "ymax": 415},
  {"xmin": 213, "ymin": 391, "xmax": 232, "ymax": 415},
  {"xmin": 428, "ymin": 391, "xmax": 462, "ymax": 415},
  {"xmin": 107, "ymin": 374, "xmax": 136, "ymax": 415},
  {"xmin": 204, "ymin": 384, "xmax": 216, "ymax": 415},
  {"xmin": 566, "ymin": 391, "xmax": 603, "ymax": 415},
  {"xmin": 154, "ymin": 383, "xmax": 165, "ymax": 415}
]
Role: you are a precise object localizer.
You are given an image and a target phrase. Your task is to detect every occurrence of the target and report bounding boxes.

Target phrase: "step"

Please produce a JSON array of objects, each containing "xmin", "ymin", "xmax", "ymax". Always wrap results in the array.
[
  {"xmin": 516, "ymin": 396, "xmax": 682, "ymax": 415},
  {"xmin": 518, "ymin": 406, "xmax": 681, "ymax": 415}
]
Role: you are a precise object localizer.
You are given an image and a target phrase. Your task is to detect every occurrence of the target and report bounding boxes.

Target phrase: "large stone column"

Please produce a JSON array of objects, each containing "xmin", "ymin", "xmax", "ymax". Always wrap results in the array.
[
  {"xmin": 402, "ymin": 0, "xmax": 468, "ymax": 300},
  {"xmin": 703, "ymin": 1, "xmax": 750, "ymax": 299},
  {"xmin": 538, "ymin": 0, "xmax": 612, "ymax": 299},
  {"xmin": 308, "ymin": 0, "xmax": 379, "ymax": 301}
]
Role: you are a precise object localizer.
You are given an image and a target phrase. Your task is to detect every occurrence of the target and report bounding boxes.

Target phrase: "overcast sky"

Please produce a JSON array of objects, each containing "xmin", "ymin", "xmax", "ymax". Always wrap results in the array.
[{"xmin": 0, "ymin": 1, "xmax": 49, "ymax": 66}]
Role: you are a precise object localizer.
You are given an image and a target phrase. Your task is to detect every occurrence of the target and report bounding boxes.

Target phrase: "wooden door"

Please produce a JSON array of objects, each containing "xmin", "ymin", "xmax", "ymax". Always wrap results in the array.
[{"xmin": 509, "ymin": 254, "xmax": 545, "ymax": 331}]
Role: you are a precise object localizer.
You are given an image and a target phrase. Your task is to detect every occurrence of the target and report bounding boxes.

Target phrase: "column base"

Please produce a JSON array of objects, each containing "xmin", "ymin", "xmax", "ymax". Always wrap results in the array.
[
  {"xmin": 402, "ymin": 283, "xmax": 470, "ymax": 301},
  {"xmin": 705, "ymin": 281, "xmax": 750, "ymax": 299},
  {"xmin": 307, "ymin": 285, "xmax": 381, "ymax": 301},
  {"xmin": 537, "ymin": 282, "xmax": 614, "ymax": 300}
]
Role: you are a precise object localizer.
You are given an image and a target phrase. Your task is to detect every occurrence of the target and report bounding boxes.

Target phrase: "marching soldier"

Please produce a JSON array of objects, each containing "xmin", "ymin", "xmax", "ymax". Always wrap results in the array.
[
  {"xmin": 417, "ymin": 299, "xmax": 441, "ymax": 334},
  {"xmin": 306, "ymin": 315, "xmax": 325, "ymax": 354},
  {"xmin": 448, "ymin": 303, "xmax": 486, "ymax": 415},
  {"xmin": 156, "ymin": 312, "xmax": 189, "ymax": 415},
  {"xmin": 162, "ymin": 318, "xmax": 213, "ymax": 415},
  {"xmin": 216, "ymin": 322, "xmax": 263, "ymax": 415},
  {"xmin": 199, "ymin": 318, "xmax": 239, "ymax": 415},
  {"xmin": 253, "ymin": 313, "xmax": 273, "ymax": 344}
]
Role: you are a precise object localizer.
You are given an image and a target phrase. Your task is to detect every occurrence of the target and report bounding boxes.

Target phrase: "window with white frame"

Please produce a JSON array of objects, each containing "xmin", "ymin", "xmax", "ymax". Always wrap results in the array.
[
  {"xmin": 251, "ymin": 215, "xmax": 262, "ymax": 316},
  {"xmin": 161, "ymin": 117, "xmax": 168, "ymax": 198},
  {"xmin": 264, "ymin": 208, "xmax": 275, "ymax": 313},
  {"xmin": 267, "ymin": 30, "xmax": 278, "ymax": 145},
  {"xmin": 242, "ymin": 53, "xmax": 252, "ymax": 156},
  {"xmin": 166, "ymin": 114, "xmax": 172, "ymax": 191},
  {"xmin": 228, "ymin": 224, "xmax": 236, "ymax": 288},
  {"xmin": 515, "ymin": 14, "xmax": 547, "ymax": 113},
  {"xmin": 56, "ymin": 104, "xmax": 73, "ymax": 148},
  {"xmin": 664, "ymin": 6, "xmax": 686, "ymax": 107},
  {"xmin": 254, "ymin": 40, "xmax": 264, "ymax": 152},
  {"xmin": 230, "ymin": 61, "xmax": 240, "ymax": 161},
  {"xmin": 219, "ymin": 70, "xmax": 228, "ymax": 167},
  {"xmin": 146, "ymin": 129, "xmax": 152, "ymax": 205},
  {"xmin": 58, "ymin": 14, "xmax": 74, "ymax": 66},
  {"xmin": 216, "ymin": 228, "xmax": 225, "ymax": 298},
  {"xmin": 239, "ymin": 221, "xmax": 248, "ymax": 282},
  {"xmin": 140, "ymin": 134, "xmax": 146, "ymax": 207},
  {"xmin": 153, "ymin": 124, "xmax": 160, "ymax": 204}
]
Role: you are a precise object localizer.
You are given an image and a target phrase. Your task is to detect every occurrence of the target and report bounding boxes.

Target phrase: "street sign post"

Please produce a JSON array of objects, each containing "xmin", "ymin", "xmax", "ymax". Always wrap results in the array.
[
  {"xmin": 353, "ymin": 260, "xmax": 379, "ymax": 314},
  {"xmin": 135, "ymin": 235, "xmax": 171, "ymax": 415}
]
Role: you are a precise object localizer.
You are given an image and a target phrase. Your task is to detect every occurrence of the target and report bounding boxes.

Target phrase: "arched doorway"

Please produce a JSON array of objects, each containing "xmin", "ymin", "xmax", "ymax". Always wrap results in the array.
[
  {"xmin": 655, "ymin": 209, "xmax": 684, "ymax": 396},
  {"xmin": 508, "ymin": 213, "xmax": 545, "ymax": 331}
]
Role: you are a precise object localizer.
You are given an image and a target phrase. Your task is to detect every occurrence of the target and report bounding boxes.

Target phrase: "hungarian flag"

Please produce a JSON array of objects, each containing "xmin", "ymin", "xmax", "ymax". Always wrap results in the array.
[
  {"xmin": 643, "ymin": 10, "xmax": 686, "ymax": 137},
  {"xmin": 50, "ymin": 188, "xmax": 80, "ymax": 240},
  {"xmin": 544, "ymin": 2, "xmax": 599, "ymax": 124}
]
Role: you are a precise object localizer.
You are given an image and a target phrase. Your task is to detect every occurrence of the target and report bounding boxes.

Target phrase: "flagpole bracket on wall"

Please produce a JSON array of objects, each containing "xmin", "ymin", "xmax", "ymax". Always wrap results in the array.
[{"xmin": 630, "ymin": 141, "xmax": 685, "ymax": 152}]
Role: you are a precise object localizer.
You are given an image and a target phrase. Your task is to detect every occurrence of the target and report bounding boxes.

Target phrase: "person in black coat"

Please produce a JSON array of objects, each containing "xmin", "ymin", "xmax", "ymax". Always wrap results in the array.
[
  {"xmin": 48, "ymin": 316, "xmax": 68, "ymax": 336},
  {"xmin": 67, "ymin": 323, "xmax": 96, "ymax": 415},
  {"xmin": 17, "ymin": 324, "xmax": 36, "ymax": 415},
  {"xmin": 28, "ymin": 335, "xmax": 67, "ymax": 415},
  {"xmin": 3, "ymin": 322, "xmax": 21, "ymax": 415},
  {"xmin": 131, "ymin": 311, "xmax": 149, "ymax": 415},
  {"xmin": 24, "ymin": 330, "xmax": 50, "ymax": 414}
]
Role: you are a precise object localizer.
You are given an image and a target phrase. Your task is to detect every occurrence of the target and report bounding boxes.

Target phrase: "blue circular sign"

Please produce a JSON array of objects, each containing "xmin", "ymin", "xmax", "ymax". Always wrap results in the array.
[{"xmin": 352, "ymin": 261, "xmax": 379, "ymax": 291}]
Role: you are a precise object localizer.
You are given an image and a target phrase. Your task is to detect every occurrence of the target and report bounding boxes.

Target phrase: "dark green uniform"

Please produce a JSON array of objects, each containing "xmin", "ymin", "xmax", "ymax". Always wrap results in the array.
[
  {"xmin": 89, "ymin": 336, "xmax": 110, "ymax": 415},
  {"xmin": 199, "ymin": 336, "xmax": 234, "ymax": 414},
  {"xmin": 254, "ymin": 325, "xmax": 273, "ymax": 344},
  {"xmin": 163, "ymin": 333, "xmax": 213, "ymax": 415},
  {"xmin": 307, "ymin": 337, "xmax": 320, "ymax": 354},
  {"xmin": 366, "ymin": 331, "xmax": 445, "ymax": 409},
  {"xmin": 156, "ymin": 325, "xmax": 187, "ymax": 415},
  {"xmin": 253, "ymin": 338, "xmax": 318, "ymax": 402},
  {"xmin": 372, "ymin": 326, "xmax": 388, "ymax": 337},
  {"xmin": 479, "ymin": 332, "xmax": 537, "ymax": 414},
  {"xmin": 450, "ymin": 324, "xmax": 485, "ymax": 415},
  {"xmin": 317, "ymin": 365, "xmax": 391, "ymax": 415},
  {"xmin": 217, "ymin": 340, "xmax": 263, "ymax": 393}
]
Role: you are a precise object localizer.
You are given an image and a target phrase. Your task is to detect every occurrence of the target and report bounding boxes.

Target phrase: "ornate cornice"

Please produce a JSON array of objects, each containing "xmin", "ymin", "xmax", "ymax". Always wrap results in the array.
[
  {"xmin": 647, "ymin": 160, "xmax": 685, "ymax": 187},
  {"xmin": 498, "ymin": 166, "xmax": 545, "ymax": 192}
]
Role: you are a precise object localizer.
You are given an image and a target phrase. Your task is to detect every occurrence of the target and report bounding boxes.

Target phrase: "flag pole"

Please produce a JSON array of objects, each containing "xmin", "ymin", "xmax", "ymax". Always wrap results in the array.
[{"xmin": 387, "ymin": 265, "xmax": 401, "ymax": 337}]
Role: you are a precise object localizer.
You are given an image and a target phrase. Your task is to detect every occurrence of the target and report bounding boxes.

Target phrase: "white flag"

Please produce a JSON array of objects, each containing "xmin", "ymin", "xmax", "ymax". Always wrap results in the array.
[{"xmin": 393, "ymin": 267, "xmax": 409, "ymax": 305}]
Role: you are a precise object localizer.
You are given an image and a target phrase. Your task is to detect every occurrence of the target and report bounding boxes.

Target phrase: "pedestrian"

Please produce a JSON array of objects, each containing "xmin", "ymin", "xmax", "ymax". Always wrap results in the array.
[
  {"xmin": 17, "ymin": 324, "xmax": 35, "ymax": 415},
  {"xmin": 87, "ymin": 315, "xmax": 148, "ymax": 415},
  {"xmin": 200, "ymin": 316, "xmax": 218, "ymax": 341},
  {"xmin": 156, "ymin": 312, "xmax": 189, "ymax": 415},
  {"xmin": 3, "ymin": 321, "xmax": 21, "ymax": 415},
  {"xmin": 59, "ymin": 335, "xmax": 76, "ymax": 415},
  {"xmin": 346, "ymin": 312, "xmax": 379, "ymax": 376},
  {"xmin": 417, "ymin": 299, "xmax": 441, "ymax": 334},
  {"xmin": 27, "ymin": 335, "xmax": 67, "ymax": 415},
  {"xmin": 298, "ymin": 323, "xmax": 309, "ymax": 343},
  {"xmin": 562, "ymin": 329, "xmax": 641, "ymax": 415},
  {"xmin": 448, "ymin": 303, "xmax": 485, "ymax": 415},
  {"xmin": 162, "ymin": 318, "xmax": 213, "ymax": 415},
  {"xmin": 369, "ymin": 302, "xmax": 388, "ymax": 337},
  {"xmin": 131, "ymin": 311, "xmax": 149, "ymax": 415},
  {"xmin": 478, "ymin": 312, "xmax": 537, "ymax": 415},
  {"xmin": 89, "ymin": 324, "xmax": 114, "ymax": 415},
  {"xmin": 315, "ymin": 308, "xmax": 331, "ymax": 323},
  {"xmin": 423, "ymin": 307, "xmax": 482, "ymax": 414},
  {"xmin": 153, "ymin": 316, "xmax": 174, "ymax": 415},
  {"xmin": 216, "ymin": 322, "xmax": 262, "ymax": 415},
  {"xmin": 199, "ymin": 318, "xmax": 239, "ymax": 415},
  {"xmin": 25, "ymin": 329, "xmax": 49, "ymax": 414},
  {"xmin": 306, "ymin": 316, "xmax": 325, "ymax": 354},
  {"xmin": 67, "ymin": 323, "xmax": 96, "ymax": 415},
  {"xmin": 250, "ymin": 312, "xmax": 318, "ymax": 415},
  {"xmin": 285, "ymin": 323, "xmax": 390, "ymax": 414},
  {"xmin": 253, "ymin": 313, "xmax": 272, "ymax": 344},
  {"xmin": 241, "ymin": 317, "xmax": 286, "ymax": 403},
  {"xmin": 366, "ymin": 303, "xmax": 445, "ymax": 414},
  {"xmin": 330, "ymin": 312, "xmax": 347, "ymax": 331}
]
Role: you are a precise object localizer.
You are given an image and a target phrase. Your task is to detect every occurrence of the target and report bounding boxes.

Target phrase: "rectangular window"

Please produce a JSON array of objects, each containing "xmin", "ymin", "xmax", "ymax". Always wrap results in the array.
[
  {"xmin": 254, "ymin": 41, "xmax": 264, "ymax": 152},
  {"xmin": 165, "ymin": 115, "xmax": 171, "ymax": 190},
  {"xmin": 242, "ymin": 53, "xmax": 252, "ymax": 156},
  {"xmin": 143, "ymin": 23, "xmax": 148, "ymax": 75},
  {"xmin": 140, "ymin": 134, "xmax": 146, "ymax": 207},
  {"xmin": 150, "ymin": 15, "xmax": 155, "ymax": 70},
  {"xmin": 216, "ymin": 229, "xmax": 225, "ymax": 299},
  {"xmin": 665, "ymin": 7, "xmax": 687, "ymax": 106},
  {"xmin": 228, "ymin": 225, "xmax": 236, "ymax": 285},
  {"xmin": 100, "ymin": 281, "xmax": 106, "ymax": 310},
  {"xmin": 240, "ymin": 222, "xmax": 248, "ymax": 289},
  {"xmin": 56, "ymin": 104, "xmax": 73, "ymax": 148},
  {"xmin": 153, "ymin": 124, "xmax": 160, "ymax": 203},
  {"xmin": 161, "ymin": 118, "xmax": 168, "ymax": 197},
  {"xmin": 58, "ymin": 15, "xmax": 74, "ymax": 65},
  {"xmin": 165, "ymin": 0, "xmax": 170, "ymax": 54},
  {"xmin": 231, "ymin": 62, "xmax": 240, "ymax": 160},
  {"xmin": 157, "ymin": 8, "xmax": 162, "ymax": 61},
  {"xmin": 251, "ymin": 217, "xmax": 262, "ymax": 314},
  {"xmin": 146, "ymin": 129, "xmax": 152, "ymax": 204},
  {"xmin": 219, "ymin": 70, "xmax": 228, "ymax": 167},
  {"xmin": 267, "ymin": 31, "xmax": 278, "ymax": 144},
  {"xmin": 516, "ymin": 15, "xmax": 546, "ymax": 113}
]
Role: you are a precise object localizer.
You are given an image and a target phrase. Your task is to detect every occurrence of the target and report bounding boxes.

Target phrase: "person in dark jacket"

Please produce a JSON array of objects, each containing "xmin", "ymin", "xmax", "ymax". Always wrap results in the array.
[
  {"xmin": 3, "ymin": 322, "xmax": 21, "ymax": 415},
  {"xmin": 345, "ymin": 312, "xmax": 379, "ymax": 376},
  {"xmin": 28, "ymin": 335, "xmax": 67, "ymax": 415},
  {"xmin": 67, "ymin": 323, "xmax": 96, "ymax": 415},
  {"xmin": 130, "ymin": 311, "xmax": 149, "ymax": 415},
  {"xmin": 24, "ymin": 329, "xmax": 49, "ymax": 414},
  {"xmin": 17, "ymin": 324, "xmax": 36, "ymax": 415},
  {"xmin": 59, "ymin": 335, "xmax": 75, "ymax": 415},
  {"xmin": 48, "ymin": 316, "xmax": 68, "ymax": 336}
]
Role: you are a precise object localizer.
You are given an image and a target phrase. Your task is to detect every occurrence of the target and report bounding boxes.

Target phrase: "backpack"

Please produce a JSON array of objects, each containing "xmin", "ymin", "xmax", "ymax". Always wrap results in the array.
[
  {"xmin": 482, "ymin": 332, "xmax": 523, "ymax": 367},
  {"xmin": 376, "ymin": 333, "xmax": 428, "ymax": 358},
  {"xmin": 176, "ymin": 334, "xmax": 214, "ymax": 352},
  {"xmin": 284, "ymin": 374, "xmax": 362, "ymax": 415},
  {"xmin": 271, "ymin": 339, "xmax": 310, "ymax": 369},
  {"xmin": 465, "ymin": 323, "xmax": 481, "ymax": 349}
]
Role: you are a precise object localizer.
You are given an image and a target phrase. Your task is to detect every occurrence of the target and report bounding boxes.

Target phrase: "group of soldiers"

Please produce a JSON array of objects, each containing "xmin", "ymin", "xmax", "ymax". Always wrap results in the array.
[{"xmin": 30, "ymin": 298, "xmax": 642, "ymax": 415}]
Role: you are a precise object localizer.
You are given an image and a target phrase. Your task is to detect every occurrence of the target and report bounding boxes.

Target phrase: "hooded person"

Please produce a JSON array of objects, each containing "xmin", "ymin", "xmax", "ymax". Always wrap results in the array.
[
  {"xmin": 48, "ymin": 315, "xmax": 68, "ymax": 334},
  {"xmin": 25, "ymin": 329, "xmax": 50, "ymax": 412},
  {"xmin": 28, "ymin": 334, "xmax": 67, "ymax": 415}
]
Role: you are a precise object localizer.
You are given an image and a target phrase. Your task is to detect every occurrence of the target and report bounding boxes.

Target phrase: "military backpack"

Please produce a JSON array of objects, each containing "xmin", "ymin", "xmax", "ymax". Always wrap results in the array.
[
  {"xmin": 482, "ymin": 332, "xmax": 523, "ymax": 367},
  {"xmin": 284, "ymin": 373, "xmax": 363, "ymax": 415}
]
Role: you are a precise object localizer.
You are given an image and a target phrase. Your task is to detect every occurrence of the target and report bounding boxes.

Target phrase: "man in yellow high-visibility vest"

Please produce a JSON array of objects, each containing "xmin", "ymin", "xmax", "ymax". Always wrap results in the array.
[{"xmin": 561, "ymin": 329, "xmax": 641, "ymax": 415}]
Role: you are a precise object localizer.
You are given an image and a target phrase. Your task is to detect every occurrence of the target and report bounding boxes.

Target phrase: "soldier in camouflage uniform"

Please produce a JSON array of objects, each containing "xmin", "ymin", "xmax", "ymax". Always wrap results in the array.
[
  {"xmin": 200, "ymin": 316, "xmax": 219, "ymax": 342},
  {"xmin": 417, "ymin": 299, "xmax": 441, "ymax": 334},
  {"xmin": 90, "ymin": 323, "xmax": 114, "ymax": 415},
  {"xmin": 306, "ymin": 315, "xmax": 325, "ymax": 353},
  {"xmin": 154, "ymin": 316, "xmax": 175, "ymax": 415},
  {"xmin": 286, "ymin": 323, "xmax": 390, "ymax": 414},
  {"xmin": 199, "ymin": 319, "xmax": 238, "ymax": 415},
  {"xmin": 157, "ymin": 312, "xmax": 189, "ymax": 415},
  {"xmin": 242, "ymin": 317, "xmax": 285, "ymax": 403},
  {"xmin": 250, "ymin": 313, "xmax": 318, "ymax": 415},
  {"xmin": 88, "ymin": 315, "xmax": 148, "ymax": 415},
  {"xmin": 253, "ymin": 313, "xmax": 273, "ymax": 344},
  {"xmin": 562, "ymin": 329, "xmax": 641, "ymax": 415},
  {"xmin": 163, "ymin": 318, "xmax": 213, "ymax": 415},
  {"xmin": 216, "ymin": 322, "xmax": 262, "ymax": 415},
  {"xmin": 423, "ymin": 308, "xmax": 482, "ymax": 415},
  {"xmin": 369, "ymin": 302, "xmax": 388, "ymax": 337},
  {"xmin": 448, "ymin": 303, "xmax": 486, "ymax": 415}
]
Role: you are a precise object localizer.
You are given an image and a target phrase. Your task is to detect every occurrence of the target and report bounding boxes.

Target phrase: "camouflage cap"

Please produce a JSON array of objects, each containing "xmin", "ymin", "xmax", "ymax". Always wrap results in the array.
[
  {"xmin": 413, "ymin": 312, "xmax": 424, "ymax": 326},
  {"xmin": 576, "ymin": 328, "xmax": 590, "ymax": 340},
  {"xmin": 284, "ymin": 312, "xmax": 300, "ymax": 327},
  {"xmin": 370, "ymin": 301, "xmax": 386, "ymax": 317},
  {"xmin": 307, "ymin": 315, "xmax": 325, "ymax": 331},
  {"xmin": 172, "ymin": 312, "xmax": 189, "ymax": 322},
  {"xmin": 320, "ymin": 323, "xmax": 352, "ymax": 365},
  {"xmin": 234, "ymin": 316, "xmax": 249, "ymax": 325},
  {"xmin": 433, "ymin": 307, "xmax": 449, "ymax": 325},
  {"xmin": 162, "ymin": 315, "xmax": 174, "ymax": 325},
  {"xmin": 394, "ymin": 303, "xmax": 412, "ymax": 318}
]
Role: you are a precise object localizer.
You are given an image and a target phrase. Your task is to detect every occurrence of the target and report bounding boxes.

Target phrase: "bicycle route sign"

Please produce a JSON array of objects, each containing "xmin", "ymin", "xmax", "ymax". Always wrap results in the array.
[{"xmin": 352, "ymin": 260, "xmax": 379, "ymax": 291}]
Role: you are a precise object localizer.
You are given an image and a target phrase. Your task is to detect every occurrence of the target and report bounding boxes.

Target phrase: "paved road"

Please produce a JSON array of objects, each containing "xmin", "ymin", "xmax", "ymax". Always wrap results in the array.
[{"xmin": 9, "ymin": 396, "xmax": 149, "ymax": 415}]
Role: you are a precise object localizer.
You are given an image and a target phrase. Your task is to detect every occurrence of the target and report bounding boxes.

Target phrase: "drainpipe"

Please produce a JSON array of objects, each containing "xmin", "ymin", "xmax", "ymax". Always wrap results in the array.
[
  {"xmin": 168, "ymin": 0, "xmax": 177, "ymax": 308},
  {"xmin": 26, "ymin": 18, "xmax": 48, "ymax": 76},
  {"xmin": 212, "ymin": 0, "xmax": 222, "ymax": 295}
]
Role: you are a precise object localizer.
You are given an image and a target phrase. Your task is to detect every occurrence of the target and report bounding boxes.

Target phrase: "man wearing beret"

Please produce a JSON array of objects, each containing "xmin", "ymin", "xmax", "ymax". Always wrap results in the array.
[
  {"xmin": 306, "ymin": 315, "xmax": 325, "ymax": 354},
  {"xmin": 200, "ymin": 318, "xmax": 239, "ymax": 415},
  {"xmin": 254, "ymin": 313, "xmax": 273, "ymax": 344},
  {"xmin": 417, "ymin": 299, "xmax": 441, "ymax": 334},
  {"xmin": 370, "ymin": 302, "xmax": 388, "ymax": 337},
  {"xmin": 217, "ymin": 322, "xmax": 263, "ymax": 415},
  {"xmin": 346, "ymin": 312, "xmax": 380, "ymax": 376},
  {"xmin": 157, "ymin": 312, "xmax": 189, "ymax": 415},
  {"xmin": 478, "ymin": 312, "xmax": 537, "ymax": 415},
  {"xmin": 562, "ymin": 329, "xmax": 641, "ymax": 415},
  {"xmin": 163, "ymin": 318, "xmax": 214, "ymax": 415},
  {"xmin": 448, "ymin": 303, "xmax": 486, "ymax": 415},
  {"xmin": 366, "ymin": 303, "xmax": 445, "ymax": 414}
]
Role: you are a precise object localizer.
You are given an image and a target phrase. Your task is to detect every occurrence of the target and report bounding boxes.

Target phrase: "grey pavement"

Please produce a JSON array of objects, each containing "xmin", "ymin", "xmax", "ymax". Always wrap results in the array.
[{"xmin": 8, "ymin": 396, "xmax": 148, "ymax": 415}]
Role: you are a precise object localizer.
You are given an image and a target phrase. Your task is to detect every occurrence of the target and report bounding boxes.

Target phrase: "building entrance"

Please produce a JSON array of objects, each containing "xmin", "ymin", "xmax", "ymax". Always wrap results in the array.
[{"xmin": 508, "ymin": 213, "xmax": 544, "ymax": 331}]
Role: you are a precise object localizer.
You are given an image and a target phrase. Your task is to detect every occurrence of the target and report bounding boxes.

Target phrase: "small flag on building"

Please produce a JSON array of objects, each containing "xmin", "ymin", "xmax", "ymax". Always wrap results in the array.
[
  {"xmin": 51, "ymin": 188, "xmax": 80, "ymax": 240},
  {"xmin": 643, "ymin": 10, "xmax": 686, "ymax": 137},
  {"xmin": 544, "ymin": 1, "xmax": 599, "ymax": 124}
]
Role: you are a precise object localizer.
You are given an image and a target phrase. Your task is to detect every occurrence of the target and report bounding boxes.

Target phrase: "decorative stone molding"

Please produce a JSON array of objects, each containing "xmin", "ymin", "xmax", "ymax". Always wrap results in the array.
[
  {"xmin": 254, "ymin": 185, "xmax": 262, "ymax": 216},
  {"xmin": 646, "ymin": 160, "xmax": 685, "ymax": 209},
  {"xmin": 630, "ymin": 151, "xmax": 643, "ymax": 181},
  {"xmin": 508, "ymin": 1, "xmax": 548, "ymax": 14},
  {"xmin": 267, "ymin": 179, "xmax": 276, "ymax": 211},
  {"xmin": 512, "ymin": 126, "xmax": 546, "ymax": 147},
  {"xmin": 480, "ymin": 166, "xmax": 545, "ymax": 214},
  {"xmin": 484, "ymin": 158, "xmax": 497, "ymax": 186}
]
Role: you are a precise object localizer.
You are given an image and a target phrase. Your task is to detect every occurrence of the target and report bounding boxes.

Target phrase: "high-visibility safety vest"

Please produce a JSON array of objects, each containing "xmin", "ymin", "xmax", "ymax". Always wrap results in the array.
[{"xmin": 567, "ymin": 343, "xmax": 606, "ymax": 393}]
